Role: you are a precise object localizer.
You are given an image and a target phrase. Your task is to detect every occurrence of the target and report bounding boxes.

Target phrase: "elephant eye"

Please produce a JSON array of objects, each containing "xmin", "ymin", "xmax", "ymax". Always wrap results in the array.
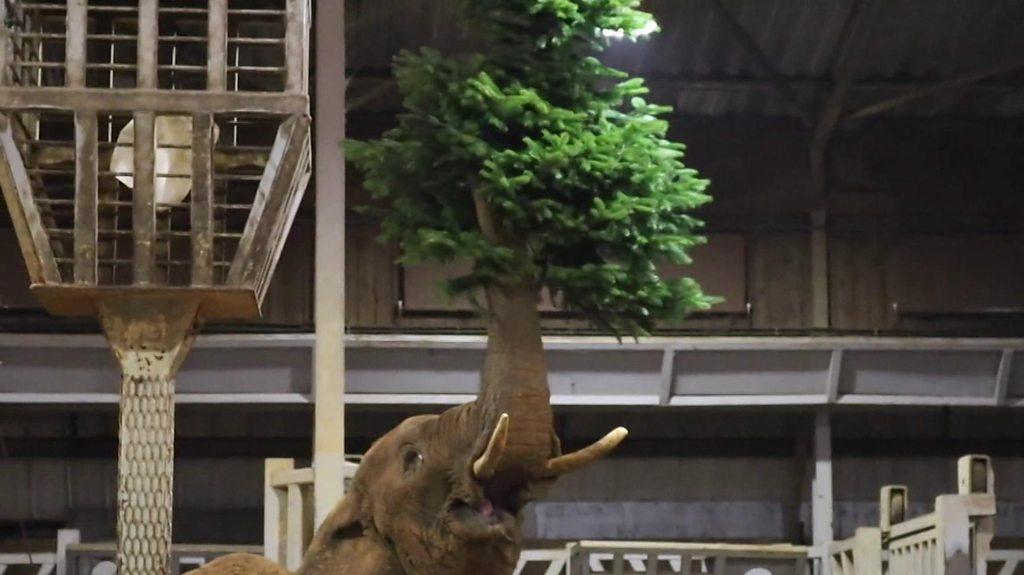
[{"xmin": 402, "ymin": 447, "xmax": 424, "ymax": 475}]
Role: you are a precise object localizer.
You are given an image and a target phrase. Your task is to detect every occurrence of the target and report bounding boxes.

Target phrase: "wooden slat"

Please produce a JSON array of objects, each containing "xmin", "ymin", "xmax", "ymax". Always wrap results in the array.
[
  {"xmin": 285, "ymin": 484, "xmax": 304, "ymax": 571},
  {"xmin": 643, "ymin": 552, "xmax": 659, "ymax": 572},
  {"xmin": 191, "ymin": 113, "xmax": 215, "ymax": 285},
  {"xmin": 0, "ymin": 117, "xmax": 59, "ymax": 283},
  {"xmin": 270, "ymin": 466, "xmax": 314, "ymax": 488},
  {"xmin": 132, "ymin": 112, "xmax": 156, "ymax": 285},
  {"xmin": 0, "ymin": 87, "xmax": 308, "ymax": 115},
  {"xmin": 137, "ymin": 0, "xmax": 159, "ymax": 89},
  {"xmin": 226, "ymin": 115, "xmax": 311, "ymax": 299},
  {"xmin": 678, "ymin": 554, "xmax": 692, "ymax": 575},
  {"xmin": 73, "ymin": 111, "xmax": 98, "ymax": 284},
  {"xmin": 264, "ymin": 458, "xmax": 292, "ymax": 564},
  {"xmin": 65, "ymin": 0, "xmax": 88, "ymax": 87},
  {"xmin": 207, "ymin": 0, "xmax": 228, "ymax": 91},
  {"xmin": 0, "ymin": 2, "xmax": 7, "ymax": 86},
  {"xmin": 285, "ymin": 0, "xmax": 309, "ymax": 93}
]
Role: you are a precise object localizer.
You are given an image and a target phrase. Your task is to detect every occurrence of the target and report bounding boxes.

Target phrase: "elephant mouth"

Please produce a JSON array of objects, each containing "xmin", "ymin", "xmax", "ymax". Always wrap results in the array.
[
  {"xmin": 449, "ymin": 497, "xmax": 508, "ymax": 523},
  {"xmin": 446, "ymin": 483, "xmax": 522, "ymax": 540}
]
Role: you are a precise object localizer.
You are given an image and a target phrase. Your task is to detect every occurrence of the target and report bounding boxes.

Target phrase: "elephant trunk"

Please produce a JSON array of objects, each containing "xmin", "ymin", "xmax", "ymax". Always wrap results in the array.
[
  {"xmin": 469, "ymin": 191, "xmax": 625, "ymax": 487},
  {"xmin": 476, "ymin": 281, "xmax": 553, "ymax": 481}
]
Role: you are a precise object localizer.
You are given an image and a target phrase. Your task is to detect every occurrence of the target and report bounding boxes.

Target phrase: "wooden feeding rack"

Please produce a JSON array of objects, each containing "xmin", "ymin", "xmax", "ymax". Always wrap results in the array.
[{"xmin": 0, "ymin": 1, "xmax": 311, "ymax": 574}]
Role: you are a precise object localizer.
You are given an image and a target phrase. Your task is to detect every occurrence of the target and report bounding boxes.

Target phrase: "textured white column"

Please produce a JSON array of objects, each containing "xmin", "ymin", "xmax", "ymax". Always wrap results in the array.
[{"xmin": 100, "ymin": 299, "xmax": 198, "ymax": 575}]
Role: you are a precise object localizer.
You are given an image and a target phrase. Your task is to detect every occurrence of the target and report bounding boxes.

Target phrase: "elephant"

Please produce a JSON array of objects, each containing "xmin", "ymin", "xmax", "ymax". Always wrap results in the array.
[{"xmin": 193, "ymin": 285, "xmax": 627, "ymax": 574}]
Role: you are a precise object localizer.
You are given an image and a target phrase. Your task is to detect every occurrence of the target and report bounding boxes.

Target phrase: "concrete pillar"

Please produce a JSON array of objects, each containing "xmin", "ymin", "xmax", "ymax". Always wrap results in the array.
[
  {"xmin": 313, "ymin": 0, "xmax": 347, "ymax": 527},
  {"xmin": 812, "ymin": 409, "xmax": 835, "ymax": 574}
]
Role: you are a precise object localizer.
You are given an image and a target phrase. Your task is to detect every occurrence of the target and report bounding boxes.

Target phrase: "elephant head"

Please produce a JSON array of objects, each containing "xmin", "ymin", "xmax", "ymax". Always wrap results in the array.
[{"xmin": 298, "ymin": 404, "xmax": 626, "ymax": 575}]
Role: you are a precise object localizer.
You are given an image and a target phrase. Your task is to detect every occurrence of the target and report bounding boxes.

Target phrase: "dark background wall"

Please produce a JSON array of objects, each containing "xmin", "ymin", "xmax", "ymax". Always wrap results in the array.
[{"xmin": 3, "ymin": 406, "xmax": 1024, "ymax": 545}]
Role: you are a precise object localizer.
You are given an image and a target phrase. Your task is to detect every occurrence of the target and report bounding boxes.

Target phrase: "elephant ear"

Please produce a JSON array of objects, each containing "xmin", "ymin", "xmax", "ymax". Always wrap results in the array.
[
  {"xmin": 305, "ymin": 489, "xmax": 367, "ymax": 554},
  {"xmin": 300, "ymin": 487, "xmax": 402, "ymax": 575}
]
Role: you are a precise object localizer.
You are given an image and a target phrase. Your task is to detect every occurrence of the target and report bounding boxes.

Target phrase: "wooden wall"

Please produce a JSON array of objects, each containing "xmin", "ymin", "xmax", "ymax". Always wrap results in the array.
[
  {"xmin": 2, "ymin": 117, "xmax": 1022, "ymax": 334},
  {"xmin": 339, "ymin": 116, "xmax": 1024, "ymax": 335}
]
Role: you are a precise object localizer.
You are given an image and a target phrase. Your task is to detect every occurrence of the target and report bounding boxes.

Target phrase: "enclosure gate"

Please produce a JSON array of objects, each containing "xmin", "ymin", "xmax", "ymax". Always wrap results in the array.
[{"xmin": 828, "ymin": 455, "xmax": 996, "ymax": 575}]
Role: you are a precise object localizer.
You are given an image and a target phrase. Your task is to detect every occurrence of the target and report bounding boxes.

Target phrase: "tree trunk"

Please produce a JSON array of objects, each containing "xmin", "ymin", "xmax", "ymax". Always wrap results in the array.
[{"xmin": 477, "ymin": 281, "xmax": 553, "ymax": 479}]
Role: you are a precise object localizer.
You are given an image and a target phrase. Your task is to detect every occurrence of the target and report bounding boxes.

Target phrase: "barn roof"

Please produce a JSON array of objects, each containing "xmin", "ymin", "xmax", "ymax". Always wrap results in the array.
[{"xmin": 344, "ymin": 0, "xmax": 1024, "ymax": 118}]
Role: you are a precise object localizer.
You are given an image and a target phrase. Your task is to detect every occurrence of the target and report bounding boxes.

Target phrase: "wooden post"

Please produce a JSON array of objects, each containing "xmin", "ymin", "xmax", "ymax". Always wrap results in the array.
[
  {"xmin": 0, "ymin": 1, "xmax": 7, "ymax": 86},
  {"xmin": 813, "ymin": 410, "xmax": 835, "ymax": 575},
  {"xmin": 807, "ymin": 0, "xmax": 872, "ymax": 331},
  {"xmin": 811, "ymin": 213, "xmax": 829, "ymax": 329},
  {"xmin": 264, "ymin": 458, "xmax": 292, "ymax": 564},
  {"xmin": 313, "ymin": 0, "xmax": 347, "ymax": 527},
  {"xmin": 132, "ymin": 112, "xmax": 156, "ymax": 285},
  {"xmin": 286, "ymin": 484, "xmax": 306, "ymax": 570},
  {"xmin": 191, "ymin": 113, "xmax": 215, "ymax": 285},
  {"xmin": 137, "ymin": 0, "xmax": 158, "ymax": 90},
  {"xmin": 207, "ymin": 0, "xmax": 228, "ymax": 91},
  {"xmin": 65, "ymin": 0, "xmax": 87, "ymax": 88},
  {"xmin": 286, "ymin": 0, "xmax": 310, "ymax": 94},
  {"xmin": 55, "ymin": 529, "xmax": 81, "ymax": 575},
  {"xmin": 73, "ymin": 111, "xmax": 98, "ymax": 284}
]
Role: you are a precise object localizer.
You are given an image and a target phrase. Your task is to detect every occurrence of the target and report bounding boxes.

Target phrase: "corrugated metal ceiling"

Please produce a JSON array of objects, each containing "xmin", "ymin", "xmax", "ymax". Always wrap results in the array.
[{"xmin": 345, "ymin": 0, "xmax": 1024, "ymax": 117}]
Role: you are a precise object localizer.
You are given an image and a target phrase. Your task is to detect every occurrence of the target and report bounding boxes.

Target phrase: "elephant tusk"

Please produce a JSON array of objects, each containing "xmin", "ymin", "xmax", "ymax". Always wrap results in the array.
[
  {"xmin": 543, "ymin": 427, "xmax": 628, "ymax": 477},
  {"xmin": 473, "ymin": 413, "xmax": 510, "ymax": 479}
]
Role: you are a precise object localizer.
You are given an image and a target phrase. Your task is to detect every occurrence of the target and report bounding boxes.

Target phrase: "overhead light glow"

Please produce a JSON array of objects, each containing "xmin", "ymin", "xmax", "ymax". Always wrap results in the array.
[{"xmin": 601, "ymin": 20, "xmax": 660, "ymax": 40}]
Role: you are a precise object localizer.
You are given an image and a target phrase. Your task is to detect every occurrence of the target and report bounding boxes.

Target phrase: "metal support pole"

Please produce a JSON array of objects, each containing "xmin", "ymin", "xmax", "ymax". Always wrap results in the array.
[
  {"xmin": 99, "ymin": 298, "xmax": 200, "ymax": 575},
  {"xmin": 313, "ymin": 0, "xmax": 347, "ymax": 527},
  {"xmin": 812, "ymin": 409, "xmax": 834, "ymax": 575}
]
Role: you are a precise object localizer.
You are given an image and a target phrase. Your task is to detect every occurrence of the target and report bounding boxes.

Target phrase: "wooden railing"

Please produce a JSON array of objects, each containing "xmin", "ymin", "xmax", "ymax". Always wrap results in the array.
[
  {"xmin": 263, "ymin": 458, "xmax": 360, "ymax": 570},
  {"xmin": 64, "ymin": 542, "xmax": 262, "ymax": 575},
  {"xmin": 566, "ymin": 540, "xmax": 810, "ymax": 574},
  {"xmin": 9, "ymin": 534, "xmax": 1024, "ymax": 575},
  {"xmin": 0, "ymin": 529, "xmax": 78, "ymax": 575},
  {"xmin": 828, "ymin": 455, "xmax": 997, "ymax": 575},
  {"xmin": 988, "ymin": 550, "xmax": 1024, "ymax": 575}
]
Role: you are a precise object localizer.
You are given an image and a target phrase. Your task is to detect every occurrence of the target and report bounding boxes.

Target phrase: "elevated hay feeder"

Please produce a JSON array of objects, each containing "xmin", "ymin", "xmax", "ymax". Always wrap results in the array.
[{"xmin": 0, "ymin": 1, "xmax": 311, "ymax": 574}]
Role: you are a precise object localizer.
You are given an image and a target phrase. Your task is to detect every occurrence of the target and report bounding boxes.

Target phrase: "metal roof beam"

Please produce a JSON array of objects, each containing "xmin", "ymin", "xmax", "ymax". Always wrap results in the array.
[
  {"xmin": 845, "ymin": 57, "xmax": 1024, "ymax": 121},
  {"xmin": 706, "ymin": 0, "xmax": 811, "ymax": 126}
]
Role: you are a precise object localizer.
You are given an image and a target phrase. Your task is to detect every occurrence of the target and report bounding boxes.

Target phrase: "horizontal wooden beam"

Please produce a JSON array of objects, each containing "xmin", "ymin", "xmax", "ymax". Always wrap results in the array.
[
  {"xmin": 271, "ymin": 466, "xmax": 314, "ymax": 488},
  {"xmin": 0, "ymin": 88, "xmax": 308, "ymax": 115}
]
